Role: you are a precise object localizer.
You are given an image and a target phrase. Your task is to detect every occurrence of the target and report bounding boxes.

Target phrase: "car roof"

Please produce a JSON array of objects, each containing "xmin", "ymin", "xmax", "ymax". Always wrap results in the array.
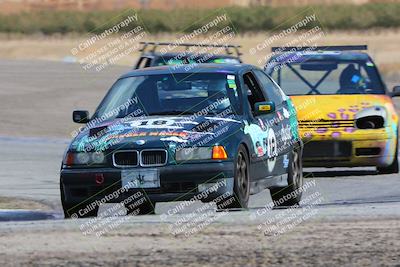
[
  {"xmin": 120, "ymin": 63, "xmax": 253, "ymax": 78},
  {"xmin": 269, "ymin": 51, "xmax": 371, "ymax": 64},
  {"xmin": 141, "ymin": 52, "xmax": 240, "ymax": 59}
]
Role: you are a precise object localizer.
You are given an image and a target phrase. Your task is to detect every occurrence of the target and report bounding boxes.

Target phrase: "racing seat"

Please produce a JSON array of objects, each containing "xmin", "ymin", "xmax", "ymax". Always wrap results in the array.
[{"xmin": 207, "ymin": 79, "xmax": 231, "ymax": 112}]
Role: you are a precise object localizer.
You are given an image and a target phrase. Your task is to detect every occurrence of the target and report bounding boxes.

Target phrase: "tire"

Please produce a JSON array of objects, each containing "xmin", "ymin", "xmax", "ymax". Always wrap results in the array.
[
  {"xmin": 125, "ymin": 199, "xmax": 155, "ymax": 215},
  {"xmin": 377, "ymin": 139, "xmax": 399, "ymax": 174},
  {"xmin": 217, "ymin": 145, "xmax": 250, "ymax": 210},
  {"xmin": 270, "ymin": 147, "xmax": 303, "ymax": 207},
  {"xmin": 61, "ymin": 184, "xmax": 99, "ymax": 219}
]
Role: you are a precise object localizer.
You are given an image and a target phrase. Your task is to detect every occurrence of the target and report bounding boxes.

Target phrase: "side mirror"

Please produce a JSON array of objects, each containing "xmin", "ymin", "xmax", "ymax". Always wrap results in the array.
[
  {"xmin": 73, "ymin": 110, "xmax": 89, "ymax": 123},
  {"xmin": 391, "ymin": 86, "xmax": 400, "ymax": 97},
  {"xmin": 254, "ymin": 101, "xmax": 275, "ymax": 115}
]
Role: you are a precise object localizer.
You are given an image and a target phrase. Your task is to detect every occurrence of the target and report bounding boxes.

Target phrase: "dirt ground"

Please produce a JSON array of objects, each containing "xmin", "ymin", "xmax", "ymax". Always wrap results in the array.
[
  {"xmin": 0, "ymin": 217, "xmax": 398, "ymax": 266},
  {"xmin": 0, "ymin": 197, "xmax": 51, "ymax": 210}
]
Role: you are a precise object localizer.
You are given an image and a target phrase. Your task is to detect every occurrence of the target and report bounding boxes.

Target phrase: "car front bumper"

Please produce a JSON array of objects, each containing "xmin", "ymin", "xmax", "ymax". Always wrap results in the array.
[
  {"xmin": 300, "ymin": 128, "xmax": 397, "ymax": 167},
  {"xmin": 60, "ymin": 161, "xmax": 235, "ymax": 205}
]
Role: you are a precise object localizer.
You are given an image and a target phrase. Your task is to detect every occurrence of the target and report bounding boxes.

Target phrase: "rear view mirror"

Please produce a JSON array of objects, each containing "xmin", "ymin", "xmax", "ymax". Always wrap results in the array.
[
  {"xmin": 158, "ymin": 80, "xmax": 191, "ymax": 91},
  {"xmin": 254, "ymin": 101, "xmax": 275, "ymax": 115},
  {"xmin": 391, "ymin": 86, "xmax": 400, "ymax": 97},
  {"xmin": 73, "ymin": 110, "xmax": 89, "ymax": 123},
  {"xmin": 173, "ymin": 81, "xmax": 192, "ymax": 91}
]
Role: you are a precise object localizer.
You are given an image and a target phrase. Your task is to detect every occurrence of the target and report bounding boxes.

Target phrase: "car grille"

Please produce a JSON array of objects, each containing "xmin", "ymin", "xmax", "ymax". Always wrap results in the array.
[
  {"xmin": 299, "ymin": 119, "xmax": 355, "ymax": 129},
  {"xmin": 303, "ymin": 141, "xmax": 352, "ymax": 158},
  {"xmin": 141, "ymin": 150, "xmax": 167, "ymax": 166},
  {"xmin": 113, "ymin": 151, "xmax": 139, "ymax": 167},
  {"xmin": 113, "ymin": 150, "xmax": 167, "ymax": 167}
]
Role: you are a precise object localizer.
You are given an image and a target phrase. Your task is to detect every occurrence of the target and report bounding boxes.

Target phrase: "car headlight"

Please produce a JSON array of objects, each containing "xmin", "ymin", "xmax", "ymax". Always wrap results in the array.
[
  {"xmin": 355, "ymin": 116, "xmax": 385, "ymax": 129},
  {"xmin": 355, "ymin": 106, "xmax": 387, "ymax": 129},
  {"xmin": 64, "ymin": 151, "xmax": 106, "ymax": 166},
  {"xmin": 175, "ymin": 146, "xmax": 228, "ymax": 161}
]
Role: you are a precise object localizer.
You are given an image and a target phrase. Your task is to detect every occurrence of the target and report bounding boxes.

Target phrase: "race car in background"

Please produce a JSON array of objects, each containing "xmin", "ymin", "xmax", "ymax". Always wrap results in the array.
[
  {"xmin": 266, "ymin": 45, "xmax": 400, "ymax": 174},
  {"xmin": 60, "ymin": 63, "xmax": 303, "ymax": 218},
  {"xmin": 133, "ymin": 42, "xmax": 242, "ymax": 69}
]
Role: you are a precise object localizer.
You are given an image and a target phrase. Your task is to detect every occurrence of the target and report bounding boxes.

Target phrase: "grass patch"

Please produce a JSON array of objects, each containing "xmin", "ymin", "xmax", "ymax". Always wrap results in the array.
[{"xmin": 0, "ymin": 3, "xmax": 400, "ymax": 34}]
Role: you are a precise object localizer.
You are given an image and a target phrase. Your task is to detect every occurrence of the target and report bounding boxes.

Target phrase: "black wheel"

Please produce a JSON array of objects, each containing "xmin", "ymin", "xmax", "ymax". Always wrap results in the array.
[
  {"xmin": 217, "ymin": 145, "xmax": 250, "ymax": 210},
  {"xmin": 61, "ymin": 183, "xmax": 99, "ymax": 219},
  {"xmin": 270, "ymin": 147, "xmax": 303, "ymax": 207},
  {"xmin": 377, "ymin": 139, "xmax": 399, "ymax": 174},
  {"xmin": 125, "ymin": 199, "xmax": 155, "ymax": 215}
]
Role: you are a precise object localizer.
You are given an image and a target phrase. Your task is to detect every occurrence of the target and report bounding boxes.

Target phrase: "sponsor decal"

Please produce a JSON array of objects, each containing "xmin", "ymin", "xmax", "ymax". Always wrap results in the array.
[
  {"xmin": 283, "ymin": 107, "xmax": 290, "ymax": 119},
  {"xmin": 258, "ymin": 118, "xmax": 267, "ymax": 131},
  {"xmin": 227, "ymin": 74, "xmax": 238, "ymax": 96},
  {"xmin": 244, "ymin": 119, "xmax": 278, "ymax": 172},
  {"xmin": 129, "ymin": 118, "xmax": 178, "ymax": 129},
  {"xmin": 256, "ymin": 142, "xmax": 264, "ymax": 157},
  {"xmin": 204, "ymin": 117, "xmax": 240, "ymax": 123},
  {"xmin": 277, "ymin": 111, "xmax": 283, "ymax": 121},
  {"xmin": 107, "ymin": 131, "xmax": 188, "ymax": 140},
  {"xmin": 160, "ymin": 136, "xmax": 188, "ymax": 143},
  {"xmin": 244, "ymin": 121, "xmax": 268, "ymax": 158},
  {"xmin": 280, "ymin": 124, "xmax": 292, "ymax": 144},
  {"xmin": 266, "ymin": 128, "xmax": 277, "ymax": 172},
  {"xmin": 283, "ymin": 154, "xmax": 289, "ymax": 168}
]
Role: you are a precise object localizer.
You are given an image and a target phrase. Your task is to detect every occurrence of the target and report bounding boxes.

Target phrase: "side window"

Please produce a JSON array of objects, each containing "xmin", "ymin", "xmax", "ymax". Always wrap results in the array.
[
  {"xmin": 243, "ymin": 72, "xmax": 266, "ymax": 114},
  {"xmin": 136, "ymin": 57, "xmax": 152, "ymax": 69},
  {"xmin": 253, "ymin": 69, "xmax": 285, "ymax": 105}
]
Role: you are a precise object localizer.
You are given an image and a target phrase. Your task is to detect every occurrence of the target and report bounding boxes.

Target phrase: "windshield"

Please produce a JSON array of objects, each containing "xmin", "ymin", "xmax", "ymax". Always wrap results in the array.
[
  {"xmin": 268, "ymin": 59, "xmax": 385, "ymax": 95},
  {"xmin": 92, "ymin": 73, "xmax": 241, "ymax": 121}
]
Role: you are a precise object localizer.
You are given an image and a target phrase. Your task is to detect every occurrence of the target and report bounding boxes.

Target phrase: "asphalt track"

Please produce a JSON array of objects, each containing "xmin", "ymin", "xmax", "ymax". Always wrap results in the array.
[
  {"xmin": 0, "ymin": 60, "xmax": 399, "ymax": 266},
  {"xmin": 1, "ymin": 135, "xmax": 400, "ymax": 214}
]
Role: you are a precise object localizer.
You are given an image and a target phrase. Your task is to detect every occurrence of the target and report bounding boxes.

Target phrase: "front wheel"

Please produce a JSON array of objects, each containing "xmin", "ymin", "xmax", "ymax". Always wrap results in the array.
[
  {"xmin": 217, "ymin": 145, "xmax": 250, "ymax": 210},
  {"xmin": 270, "ymin": 148, "xmax": 303, "ymax": 207}
]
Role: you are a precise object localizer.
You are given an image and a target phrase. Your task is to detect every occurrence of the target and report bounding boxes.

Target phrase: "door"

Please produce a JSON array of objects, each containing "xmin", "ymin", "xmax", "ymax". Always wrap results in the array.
[
  {"xmin": 253, "ymin": 69, "xmax": 295, "ymax": 176},
  {"xmin": 242, "ymin": 71, "xmax": 281, "ymax": 179}
]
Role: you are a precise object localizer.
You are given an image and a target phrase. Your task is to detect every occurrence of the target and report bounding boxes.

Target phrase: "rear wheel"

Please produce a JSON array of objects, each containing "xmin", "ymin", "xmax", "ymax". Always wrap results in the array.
[
  {"xmin": 377, "ymin": 139, "xmax": 399, "ymax": 174},
  {"xmin": 217, "ymin": 145, "xmax": 250, "ymax": 210},
  {"xmin": 270, "ymin": 147, "xmax": 303, "ymax": 207}
]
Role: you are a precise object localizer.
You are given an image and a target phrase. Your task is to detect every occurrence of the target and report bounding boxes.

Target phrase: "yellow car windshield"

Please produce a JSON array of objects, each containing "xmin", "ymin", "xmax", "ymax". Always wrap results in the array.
[{"xmin": 269, "ymin": 59, "xmax": 385, "ymax": 95}]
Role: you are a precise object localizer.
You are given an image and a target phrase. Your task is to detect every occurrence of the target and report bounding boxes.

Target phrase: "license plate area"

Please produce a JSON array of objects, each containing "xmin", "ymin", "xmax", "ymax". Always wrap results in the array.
[
  {"xmin": 121, "ymin": 169, "xmax": 160, "ymax": 189},
  {"xmin": 303, "ymin": 141, "xmax": 352, "ymax": 158}
]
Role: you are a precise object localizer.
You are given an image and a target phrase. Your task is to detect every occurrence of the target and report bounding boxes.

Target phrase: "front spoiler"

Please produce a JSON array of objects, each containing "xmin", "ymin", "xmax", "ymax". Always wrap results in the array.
[{"xmin": 60, "ymin": 161, "xmax": 235, "ymax": 204}]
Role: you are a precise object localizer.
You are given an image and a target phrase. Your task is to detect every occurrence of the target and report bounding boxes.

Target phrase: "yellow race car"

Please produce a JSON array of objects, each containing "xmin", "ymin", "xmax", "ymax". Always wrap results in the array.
[{"xmin": 266, "ymin": 45, "xmax": 399, "ymax": 174}]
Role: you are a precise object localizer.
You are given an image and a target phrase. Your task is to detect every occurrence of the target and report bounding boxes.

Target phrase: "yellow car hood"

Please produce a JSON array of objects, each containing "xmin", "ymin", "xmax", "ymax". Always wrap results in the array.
[{"xmin": 290, "ymin": 94, "xmax": 398, "ymax": 122}]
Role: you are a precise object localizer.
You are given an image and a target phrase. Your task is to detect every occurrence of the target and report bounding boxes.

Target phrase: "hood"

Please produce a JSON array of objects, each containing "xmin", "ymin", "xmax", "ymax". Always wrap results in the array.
[
  {"xmin": 70, "ymin": 115, "xmax": 242, "ymax": 152},
  {"xmin": 290, "ymin": 94, "xmax": 397, "ymax": 122}
]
